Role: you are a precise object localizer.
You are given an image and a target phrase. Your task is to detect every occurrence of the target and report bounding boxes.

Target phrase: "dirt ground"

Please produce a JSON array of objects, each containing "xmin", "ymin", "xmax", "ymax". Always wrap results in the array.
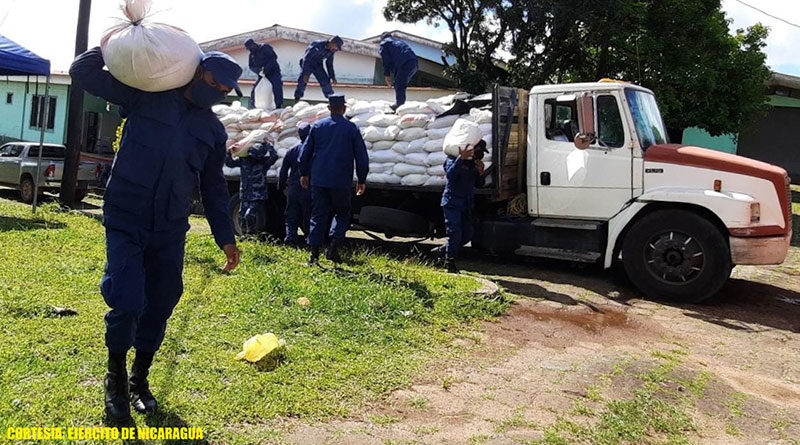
[
  {"xmin": 271, "ymin": 243, "xmax": 800, "ymax": 445},
  {"xmin": 8, "ymin": 190, "xmax": 799, "ymax": 444}
]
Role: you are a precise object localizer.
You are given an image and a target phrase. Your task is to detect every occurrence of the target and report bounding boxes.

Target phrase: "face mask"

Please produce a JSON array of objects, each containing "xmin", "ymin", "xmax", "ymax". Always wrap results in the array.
[
  {"xmin": 474, "ymin": 150, "xmax": 485, "ymax": 161},
  {"xmin": 189, "ymin": 76, "xmax": 227, "ymax": 109}
]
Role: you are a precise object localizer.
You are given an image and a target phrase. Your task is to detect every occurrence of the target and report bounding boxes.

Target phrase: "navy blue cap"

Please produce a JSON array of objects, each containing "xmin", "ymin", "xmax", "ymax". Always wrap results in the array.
[
  {"xmin": 328, "ymin": 93, "xmax": 345, "ymax": 107},
  {"xmin": 298, "ymin": 122, "xmax": 311, "ymax": 141},
  {"xmin": 201, "ymin": 51, "xmax": 243, "ymax": 97},
  {"xmin": 330, "ymin": 36, "xmax": 344, "ymax": 49},
  {"xmin": 244, "ymin": 38, "xmax": 255, "ymax": 47}
]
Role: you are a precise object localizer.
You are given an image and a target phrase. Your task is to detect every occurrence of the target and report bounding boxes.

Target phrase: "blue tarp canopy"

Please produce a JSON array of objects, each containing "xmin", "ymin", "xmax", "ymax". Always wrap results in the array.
[{"xmin": 0, "ymin": 33, "xmax": 50, "ymax": 76}]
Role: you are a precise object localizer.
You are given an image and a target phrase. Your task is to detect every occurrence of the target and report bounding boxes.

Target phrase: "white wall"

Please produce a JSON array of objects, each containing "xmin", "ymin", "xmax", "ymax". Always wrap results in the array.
[{"xmin": 227, "ymin": 40, "xmax": 377, "ymax": 84}]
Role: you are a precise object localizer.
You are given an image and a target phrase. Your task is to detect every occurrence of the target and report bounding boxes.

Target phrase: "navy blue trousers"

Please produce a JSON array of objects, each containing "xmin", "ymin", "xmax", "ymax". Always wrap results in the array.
[
  {"xmin": 285, "ymin": 188, "xmax": 312, "ymax": 243},
  {"xmin": 294, "ymin": 64, "xmax": 334, "ymax": 99},
  {"xmin": 394, "ymin": 59, "xmax": 418, "ymax": 106},
  {"xmin": 239, "ymin": 200, "xmax": 264, "ymax": 235},
  {"xmin": 253, "ymin": 71, "xmax": 284, "ymax": 109},
  {"xmin": 101, "ymin": 225, "xmax": 186, "ymax": 354},
  {"xmin": 308, "ymin": 187, "xmax": 351, "ymax": 248},
  {"xmin": 443, "ymin": 205, "xmax": 473, "ymax": 260}
]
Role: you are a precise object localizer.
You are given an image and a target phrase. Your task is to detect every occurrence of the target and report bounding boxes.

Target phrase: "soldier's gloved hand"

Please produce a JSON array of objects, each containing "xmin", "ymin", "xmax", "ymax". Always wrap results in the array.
[{"xmin": 222, "ymin": 244, "xmax": 240, "ymax": 272}]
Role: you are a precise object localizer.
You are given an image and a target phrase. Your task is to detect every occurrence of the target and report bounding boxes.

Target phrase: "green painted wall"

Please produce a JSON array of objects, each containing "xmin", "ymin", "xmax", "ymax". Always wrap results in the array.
[
  {"xmin": 768, "ymin": 94, "xmax": 800, "ymax": 109},
  {"xmin": 682, "ymin": 127, "xmax": 738, "ymax": 154},
  {"xmin": 0, "ymin": 79, "xmax": 69, "ymax": 145}
]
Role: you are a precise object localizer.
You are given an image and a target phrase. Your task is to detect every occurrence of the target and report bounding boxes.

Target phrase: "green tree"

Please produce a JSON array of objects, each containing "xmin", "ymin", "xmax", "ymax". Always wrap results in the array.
[{"xmin": 506, "ymin": 0, "xmax": 771, "ymax": 136}]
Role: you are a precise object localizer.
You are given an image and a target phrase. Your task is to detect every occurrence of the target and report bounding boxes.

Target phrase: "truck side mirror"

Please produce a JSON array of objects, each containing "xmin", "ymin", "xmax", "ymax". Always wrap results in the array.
[{"xmin": 575, "ymin": 94, "xmax": 595, "ymax": 150}]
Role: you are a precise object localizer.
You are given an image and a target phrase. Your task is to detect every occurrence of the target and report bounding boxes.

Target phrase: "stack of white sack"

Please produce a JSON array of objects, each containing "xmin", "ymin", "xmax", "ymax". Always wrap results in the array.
[
  {"xmin": 101, "ymin": 0, "xmax": 202, "ymax": 92},
  {"xmin": 213, "ymin": 93, "xmax": 493, "ymax": 186}
]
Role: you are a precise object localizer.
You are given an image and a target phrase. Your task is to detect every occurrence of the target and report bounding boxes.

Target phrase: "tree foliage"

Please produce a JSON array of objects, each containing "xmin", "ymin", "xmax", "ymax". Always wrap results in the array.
[{"xmin": 384, "ymin": 0, "xmax": 771, "ymax": 135}]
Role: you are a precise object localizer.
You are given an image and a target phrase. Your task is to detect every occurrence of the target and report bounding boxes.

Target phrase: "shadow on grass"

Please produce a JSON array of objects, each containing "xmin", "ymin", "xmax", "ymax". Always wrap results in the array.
[
  {"xmin": 327, "ymin": 264, "xmax": 436, "ymax": 308},
  {"xmin": 0, "ymin": 215, "xmax": 66, "ymax": 232}
]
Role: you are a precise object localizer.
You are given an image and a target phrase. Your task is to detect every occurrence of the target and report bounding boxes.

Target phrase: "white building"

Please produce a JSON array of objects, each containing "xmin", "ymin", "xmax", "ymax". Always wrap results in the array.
[{"xmin": 199, "ymin": 25, "xmax": 457, "ymax": 103}]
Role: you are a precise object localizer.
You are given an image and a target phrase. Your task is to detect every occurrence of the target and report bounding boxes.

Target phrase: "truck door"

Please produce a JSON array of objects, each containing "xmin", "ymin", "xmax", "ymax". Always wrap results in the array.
[
  {"xmin": 536, "ymin": 91, "xmax": 633, "ymax": 219},
  {"xmin": 0, "ymin": 144, "xmax": 23, "ymax": 184}
]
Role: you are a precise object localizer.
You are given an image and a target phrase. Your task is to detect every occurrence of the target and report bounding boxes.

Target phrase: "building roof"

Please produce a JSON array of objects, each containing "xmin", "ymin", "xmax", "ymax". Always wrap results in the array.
[
  {"xmin": 770, "ymin": 72, "xmax": 800, "ymax": 90},
  {"xmin": 200, "ymin": 24, "xmax": 379, "ymax": 58}
]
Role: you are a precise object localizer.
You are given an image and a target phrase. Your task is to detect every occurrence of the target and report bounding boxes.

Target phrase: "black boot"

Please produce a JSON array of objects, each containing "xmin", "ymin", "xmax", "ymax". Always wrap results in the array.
[
  {"xmin": 326, "ymin": 242, "xmax": 343, "ymax": 264},
  {"xmin": 446, "ymin": 259, "xmax": 459, "ymax": 274},
  {"xmin": 129, "ymin": 350, "xmax": 158, "ymax": 414},
  {"xmin": 104, "ymin": 351, "xmax": 132, "ymax": 424},
  {"xmin": 308, "ymin": 247, "xmax": 320, "ymax": 266}
]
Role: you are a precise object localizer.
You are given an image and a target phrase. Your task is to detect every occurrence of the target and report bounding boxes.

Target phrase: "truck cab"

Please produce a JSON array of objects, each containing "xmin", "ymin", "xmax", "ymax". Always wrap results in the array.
[{"xmin": 472, "ymin": 81, "xmax": 791, "ymax": 302}]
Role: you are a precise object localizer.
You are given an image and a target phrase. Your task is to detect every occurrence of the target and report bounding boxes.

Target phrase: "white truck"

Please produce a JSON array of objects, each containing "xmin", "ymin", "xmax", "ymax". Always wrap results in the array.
[
  {"xmin": 0, "ymin": 142, "xmax": 96, "ymax": 203},
  {"xmin": 227, "ymin": 82, "xmax": 792, "ymax": 303}
]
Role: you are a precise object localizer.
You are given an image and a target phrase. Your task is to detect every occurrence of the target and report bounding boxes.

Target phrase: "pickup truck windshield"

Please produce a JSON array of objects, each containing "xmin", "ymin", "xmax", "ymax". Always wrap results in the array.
[{"xmin": 625, "ymin": 89, "xmax": 667, "ymax": 150}]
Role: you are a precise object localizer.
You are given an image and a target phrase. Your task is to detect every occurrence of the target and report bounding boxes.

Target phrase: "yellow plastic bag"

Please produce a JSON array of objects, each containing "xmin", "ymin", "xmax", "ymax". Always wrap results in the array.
[{"xmin": 235, "ymin": 333, "xmax": 286, "ymax": 363}]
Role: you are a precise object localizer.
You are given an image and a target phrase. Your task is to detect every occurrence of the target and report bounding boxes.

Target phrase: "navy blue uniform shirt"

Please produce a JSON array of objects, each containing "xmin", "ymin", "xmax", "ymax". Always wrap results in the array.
[
  {"xmin": 248, "ymin": 43, "xmax": 280, "ymax": 76},
  {"xmin": 441, "ymin": 156, "xmax": 485, "ymax": 208},
  {"xmin": 301, "ymin": 40, "xmax": 336, "ymax": 81},
  {"xmin": 225, "ymin": 143, "xmax": 278, "ymax": 201},
  {"xmin": 379, "ymin": 37, "xmax": 417, "ymax": 75},
  {"xmin": 299, "ymin": 115, "xmax": 369, "ymax": 189},
  {"xmin": 70, "ymin": 47, "xmax": 235, "ymax": 249}
]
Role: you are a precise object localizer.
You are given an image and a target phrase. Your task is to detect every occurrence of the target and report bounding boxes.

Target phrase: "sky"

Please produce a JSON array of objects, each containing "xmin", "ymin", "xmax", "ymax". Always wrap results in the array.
[{"xmin": 0, "ymin": 0, "xmax": 798, "ymax": 76}]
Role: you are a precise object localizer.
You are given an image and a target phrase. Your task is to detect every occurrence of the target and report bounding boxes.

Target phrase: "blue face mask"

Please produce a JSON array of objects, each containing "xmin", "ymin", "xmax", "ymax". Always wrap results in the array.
[{"xmin": 189, "ymin": 76, "xmax": 227, "ymax": 109}]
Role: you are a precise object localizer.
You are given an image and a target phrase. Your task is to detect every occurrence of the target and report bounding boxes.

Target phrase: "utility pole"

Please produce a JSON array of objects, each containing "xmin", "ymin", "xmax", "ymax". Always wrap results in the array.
[{"xmin": 60, "ymin": 0, "xmax": 92, "ymax": 207}]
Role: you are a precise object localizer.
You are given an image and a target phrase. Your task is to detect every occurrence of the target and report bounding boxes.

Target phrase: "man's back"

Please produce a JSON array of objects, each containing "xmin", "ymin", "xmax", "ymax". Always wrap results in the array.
[
  {"xmin": 301, "ymin": 115, "xmax": 368, "ymax": 189},
  {"xmin": 380, "ymin": 38, "xmax": 416, "ymax": 69}
]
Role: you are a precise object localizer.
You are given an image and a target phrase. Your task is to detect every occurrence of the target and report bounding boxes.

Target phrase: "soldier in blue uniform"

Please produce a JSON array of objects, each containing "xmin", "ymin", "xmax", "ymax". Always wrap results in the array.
[
  {"xmin": 379, "ymin": 32, "xmax": 418, "ymax": 110},
  {"xmin": 436, "ymin": 140, "xmax": 486, "ymax": 273},
  {"xmin": 226, "ymin": 142, "xmax": 279, "ymax": 235},
  {"xmin": 70, "ymin": 48, "xmax": 242, "ymax": 423},
  {"xmin": 278, "ymin": 123, "xmax": 312, "ymax": 246},
  {"xmin": 299, "ymin": 93, "xmax": 369, "ymax": 264},
  {"xmin": 294, "ymin": 36, "xmax": 343, "ymax": 101},
  {"xmin": 244, "ymin": 38, "xmax": 283, "ymax": 108}
]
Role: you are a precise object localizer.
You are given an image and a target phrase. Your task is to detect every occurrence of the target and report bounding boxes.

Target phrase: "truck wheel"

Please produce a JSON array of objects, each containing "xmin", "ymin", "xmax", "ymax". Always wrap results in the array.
[
  {"xmin": 73, "ymin": 189, "xmax": 88, "ymax": 204},
  {"xmin": 358, "ymin": 206, "xmax": 431, "ymax": 237},
  {"xmin": 228, "ymin": 193, "xmax": 244, "ymax": 236},
  {"xmin": 622, "ymin": 209, "xmax": 731, "ymax": 304},
  {"xmin": 20, "ymin": 176, "xmax": 35, "ymax": 204}
]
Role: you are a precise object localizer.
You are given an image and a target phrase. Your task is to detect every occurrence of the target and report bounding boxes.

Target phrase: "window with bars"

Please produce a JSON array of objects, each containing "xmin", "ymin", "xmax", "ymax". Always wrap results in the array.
[{"xmin": 30, "ymin": 95, "xmax": 57, "ymax": 130}]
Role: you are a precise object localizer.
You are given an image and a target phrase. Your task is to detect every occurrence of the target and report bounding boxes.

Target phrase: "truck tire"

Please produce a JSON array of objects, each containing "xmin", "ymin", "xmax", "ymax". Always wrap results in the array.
[
  {"xmin": 73, "ymin": 189, "xmax": 88, "ymax": 204},
  {"xmin": 621, "ymin": 209, "xmax": 731, "ymax": 303},
  {"xmin": 228, "ymin": 193, "xmax": 282, "ymax": 238},
  {"xmin": 20, "ymin": 175, "xmax": 35, "ymax": 204},
  {"xmin": 358, "ymin": 206, "xmax": 432, "ymax": 237}
]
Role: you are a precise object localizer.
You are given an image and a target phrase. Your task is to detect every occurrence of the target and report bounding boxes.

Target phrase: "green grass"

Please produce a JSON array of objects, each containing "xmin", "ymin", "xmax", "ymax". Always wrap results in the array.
[
  {"xmin": 530, "ymin": 350, "xmax": 698, "ymax": 445},
  {"xmin": 0, "ymin": 200, "xmax": 508, "ymax": 444}
]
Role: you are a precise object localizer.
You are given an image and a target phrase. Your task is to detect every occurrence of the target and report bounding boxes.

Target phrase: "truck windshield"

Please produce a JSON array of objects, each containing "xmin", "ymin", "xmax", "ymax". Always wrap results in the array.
[{"xmin": 625, "ymin": 89, "xmax": 668, "ymax": 150}]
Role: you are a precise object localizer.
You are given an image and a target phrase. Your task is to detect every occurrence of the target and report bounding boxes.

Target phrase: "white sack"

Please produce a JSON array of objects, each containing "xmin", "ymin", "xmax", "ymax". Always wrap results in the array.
[
  {"xmin": 425, "ymin": 99, "xmax": 447, "ymax": 115},
  {"xmin": 408, "ymin": 137, "xmax": 428, "ymax": 152},
  {"xmin": 424, "ymin": 176, "xmax": 447, "ymax": 187},
  {"xmin": 397, "ymin": 101, "xmax": 432, "ymax": 115},
  {"xmin": 443, "ymin": 119, "xmax": 482, "ymax": 157},
  {"xmin": 479, "ymin": 123, "xmax": 492, "ymax": 135},
  {"xmin": 393, "ymin": 163, "xmax": 428, "ymax": 176},
  {"xmin": 391, "ymin": 141, "xmax": 410, "ymax": 154},
  {"xmin": 371, "ymin": 140, "xmax": 395, "ymax": 151},
  {"xmin": 427, "ymin": 166, "xmax": 446, "ymax": 176},
  {"xmin": 427, "ymin": 114, "xmax": 459, "ymax": 129},
  {"xmin": 426, "ymin": 151, "xmax": 448, "ymax": 166},
  {"xmin": 384, "ymin": 174, "xmax": 403, "ymax": 184},
  {"xmin": 278, "ymin": 137, "xmax": 300, "ymax": 149},
  {"xmin": 292, "ymin": 101, "xmax": 310, "ymax": 113},
  {"xmin": 369, "ymin": 150, "xmax": 403, "ymax": 163},
  {"xmin": 404, "ymin": 152, "xmax": 429, "ymax": 167},
  {"xmin": 253, "ymin": 79, "xmax": 275, "ymax": 111},
  {"xmin": 101, "ymin": 0, "xmax": 203, "ymax": 92},
  {"xmin": 423, "ymin": 138, "xmax": 444, "ymax": 152},
  {"xmin": 397, "ymin": 127, "xmax": 427, "ymax": 142},
  {"xmin": 470, "ymin": 108, "xmax": 492, "ymax": 124},
  {"xmin": 401, "ymin": 174, "xmax": 429, "ymax": 186},
  {"xmin": 350, "ymin": 111, "xmax": 381, "ymax": 128},
  {"xmin": 367, "ymin": 113, "xmax": 401, "ymax": 127},
  {"xmin": 367, "ymin": 173, "xmax": 389, "ymax": 184},
  {"xmin": 369, "ymin": 163, "xmax": 395, "ymax": 174},
  {"xmin": 426, "ymin": 127, "xmax": 451, "ymax": 140},
  {"xmin": 398, "ymin": 114, "xmax": 431, "ymax": 128}
]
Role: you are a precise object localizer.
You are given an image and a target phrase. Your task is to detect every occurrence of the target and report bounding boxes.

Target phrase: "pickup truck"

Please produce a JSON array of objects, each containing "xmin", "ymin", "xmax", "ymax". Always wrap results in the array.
[
  {"xmin": 0, "ymin": 142, "xmax": 96, "ymax": 203},
  {"xmin": 225, "ymin": 82, "xmax": 792, "ymax": 303}
]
